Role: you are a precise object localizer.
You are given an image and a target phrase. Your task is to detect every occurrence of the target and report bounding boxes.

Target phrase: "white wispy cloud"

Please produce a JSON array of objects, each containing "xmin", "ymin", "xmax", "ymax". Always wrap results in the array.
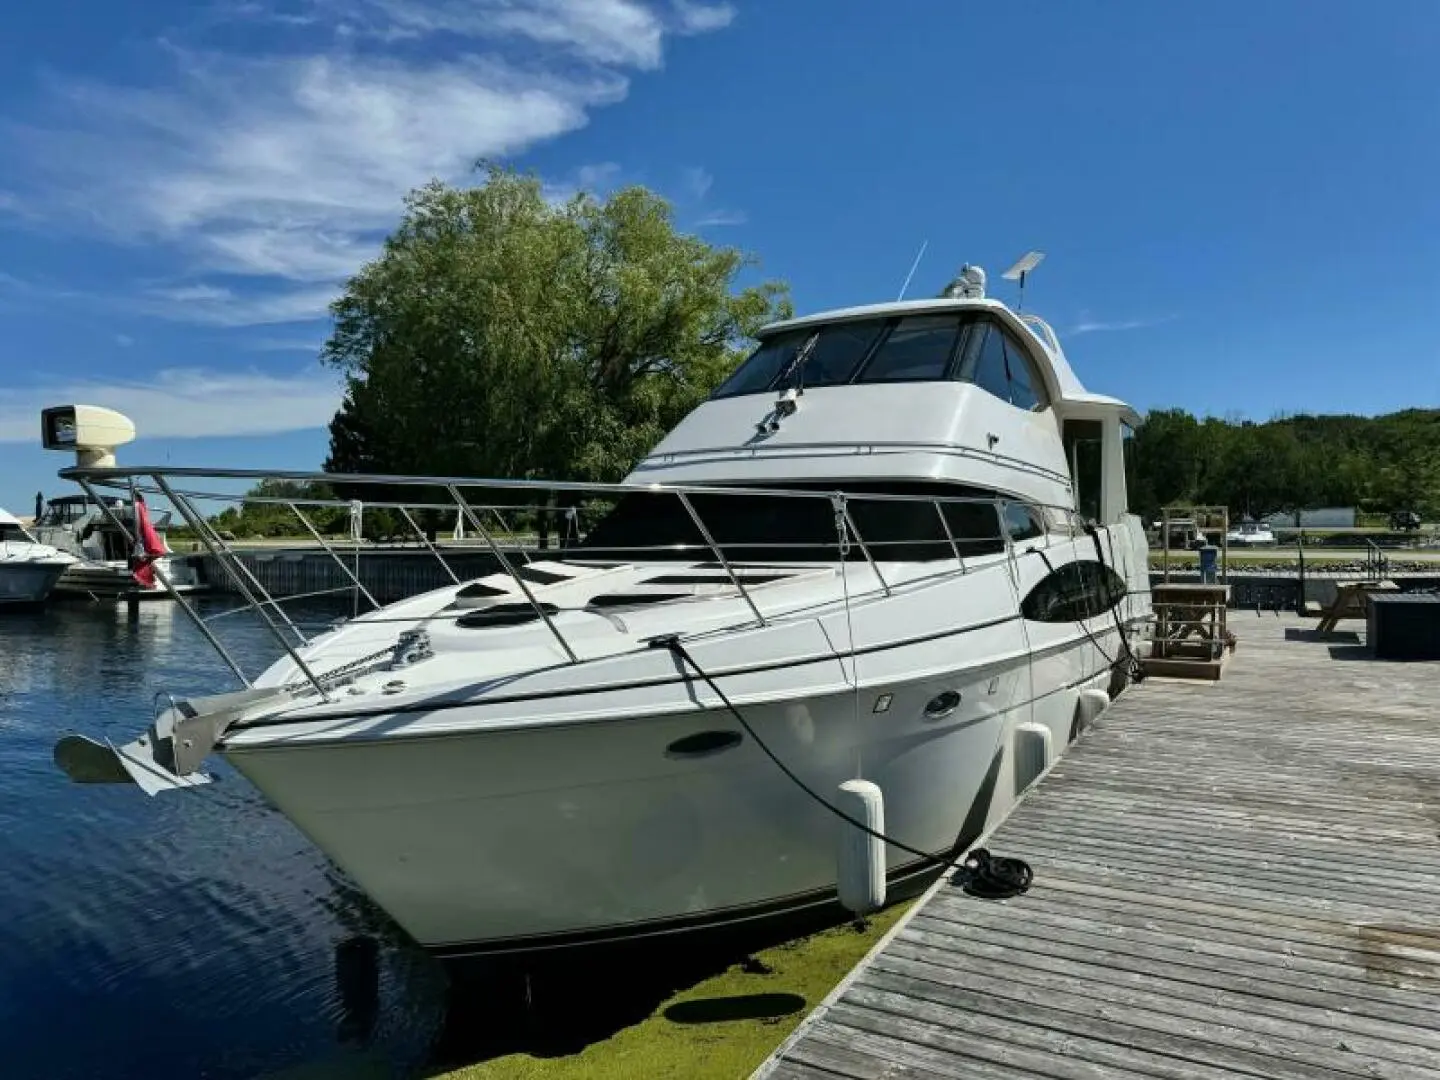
[
  {"xmin": 0, "ymin": 190, "xmax": 31, "ymax": 218},
  {"xmin": 672, "ymin": 1, "xmax": 735, "ymax": 34},
  {"xmin": 328, "ymin": 0, "xmax": 668, "ymax": 67},
  {"xmin": 677, "ymin": 165, "xmax": 745, "ymax": 228},
  {"xmin": 0, "ymin": 368, "xmax": 342, "ymax": 442},
  {"xmin": 114, "ymin": 334, "xmax": 135, "ymax": 348},
  {"xmin": 241, "ymin": 335, "xmax": 327, "ymax": 352},
  {"xmin": 694, "ymin": 208, "xmax": 747, "ymax": 228},
  {"xmin": 135, "ymin": 283, "xmax": 343, "ymax": 325},
  {"xmin": 1068, "ymin": 313, "xmax": 1177, "ymax": 336},
  {"xmin": 2, "ymin": 1, "xmax": 737, "ymax": 327},
  {"xmin": 681, "ymin": 165, "xmax": 713, "ymax": 201}
]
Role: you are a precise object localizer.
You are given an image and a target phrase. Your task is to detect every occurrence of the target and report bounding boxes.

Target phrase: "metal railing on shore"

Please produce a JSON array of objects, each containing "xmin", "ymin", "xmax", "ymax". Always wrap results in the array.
[{"xmin": 62, "ymin": 465, "xmax": 1092, "ymax": 700}]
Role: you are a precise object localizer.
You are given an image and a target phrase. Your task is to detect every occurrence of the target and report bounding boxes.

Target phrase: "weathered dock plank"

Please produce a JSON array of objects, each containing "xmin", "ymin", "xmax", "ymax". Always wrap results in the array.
[{"xmin": 757, "ymin": 612, "xmax": 1440, "ymax": 1079}]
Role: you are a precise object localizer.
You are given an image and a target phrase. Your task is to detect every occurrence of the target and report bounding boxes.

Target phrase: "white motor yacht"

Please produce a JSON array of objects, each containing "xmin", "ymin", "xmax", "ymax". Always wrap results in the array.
[
  {"xmin": 31, "ymin": 494, "xmax": 204, "ymax": 600},
  {"xmin": 0, "ymin": 509, "xmax": 75, "ymax": 607},
  {"xmin": 54, "ymin": 261, "xmax": 1153, "ymax": 959}
]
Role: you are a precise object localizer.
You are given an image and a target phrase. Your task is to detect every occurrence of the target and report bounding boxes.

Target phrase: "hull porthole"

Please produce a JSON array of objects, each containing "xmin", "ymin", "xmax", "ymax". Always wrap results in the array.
[
  {"xmin": 665, "ymin": 730, "xmax": 744, "ymax": 759},
  {"xmin": 924, "ymin": 690, "xmax": 961, "ymax": 719}
]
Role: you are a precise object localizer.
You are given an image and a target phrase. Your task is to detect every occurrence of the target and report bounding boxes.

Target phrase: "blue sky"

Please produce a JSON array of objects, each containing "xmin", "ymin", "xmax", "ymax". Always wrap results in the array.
[{"xmin": 2, "ymin": 1, "xmax": 1438, "ymax": 513}]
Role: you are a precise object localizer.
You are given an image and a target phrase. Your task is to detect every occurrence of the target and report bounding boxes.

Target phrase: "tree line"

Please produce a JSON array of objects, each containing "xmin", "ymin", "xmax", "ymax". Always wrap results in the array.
[{"xmin": 1127, "ymin": 408, "xmax": 1440, "ymax": 523}]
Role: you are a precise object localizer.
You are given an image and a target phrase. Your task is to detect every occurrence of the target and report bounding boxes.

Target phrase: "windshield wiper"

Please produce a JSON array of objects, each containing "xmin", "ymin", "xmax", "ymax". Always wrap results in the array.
[{"xmin": 776, "ymin": 332, "xmax": 819, "ymax": 393}]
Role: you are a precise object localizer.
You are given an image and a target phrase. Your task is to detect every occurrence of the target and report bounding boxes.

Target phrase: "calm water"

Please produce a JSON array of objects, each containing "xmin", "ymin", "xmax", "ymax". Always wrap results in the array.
[{"xmin": 0, "ymin": 600, "xmax": 448, "ymax": 1080}]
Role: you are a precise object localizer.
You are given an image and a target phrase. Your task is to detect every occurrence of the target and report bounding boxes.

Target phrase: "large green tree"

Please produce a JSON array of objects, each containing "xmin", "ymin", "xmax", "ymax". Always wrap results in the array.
[{"xmin": 322, "ymin": 166, "xmax": 791, "ymax": 499}]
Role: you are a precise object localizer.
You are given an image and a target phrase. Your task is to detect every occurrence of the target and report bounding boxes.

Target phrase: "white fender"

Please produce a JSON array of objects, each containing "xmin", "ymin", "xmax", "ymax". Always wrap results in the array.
[{"xmin": 836, "ymin": 780, "xmax": 886, "ymax": 916}]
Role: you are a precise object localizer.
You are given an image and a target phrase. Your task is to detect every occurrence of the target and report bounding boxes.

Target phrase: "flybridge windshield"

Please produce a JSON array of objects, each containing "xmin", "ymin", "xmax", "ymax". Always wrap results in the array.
[{"xmin": 713, "ymin": 312, "xmax": 1049, "ymax": 410}]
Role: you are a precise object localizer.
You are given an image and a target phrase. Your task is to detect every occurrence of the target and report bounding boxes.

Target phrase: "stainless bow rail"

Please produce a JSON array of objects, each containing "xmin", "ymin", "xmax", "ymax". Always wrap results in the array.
[{"xmin": 61, "ymin": 465, "xmax": 1090, "ymax": 700}]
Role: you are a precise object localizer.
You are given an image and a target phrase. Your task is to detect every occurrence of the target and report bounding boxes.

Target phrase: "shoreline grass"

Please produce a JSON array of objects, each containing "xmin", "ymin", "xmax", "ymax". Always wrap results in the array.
[{"xmin": 430, "ymin": 904, "xmax": 912, "ymax": 1080}]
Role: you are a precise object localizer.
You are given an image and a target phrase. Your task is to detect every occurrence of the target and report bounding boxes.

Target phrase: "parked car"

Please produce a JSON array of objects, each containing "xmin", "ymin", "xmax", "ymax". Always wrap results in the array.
[{"xmin": 1390, "ymin": 510, "xmax": 1422, "ymax": 531}]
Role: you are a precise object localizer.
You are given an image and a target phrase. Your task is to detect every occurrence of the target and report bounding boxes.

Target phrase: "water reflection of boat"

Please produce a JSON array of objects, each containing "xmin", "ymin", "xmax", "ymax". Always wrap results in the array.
[
  {"xmin": 54, "ymin": 258, "xmax": 1153, "ymax": 962},
  {"xmin": 0, "ymin": 508, "xmax": 74, "ymax": 608},
  {"xmin": 31, "ymin": 494, "xmax": 204, "ymax": 600}
]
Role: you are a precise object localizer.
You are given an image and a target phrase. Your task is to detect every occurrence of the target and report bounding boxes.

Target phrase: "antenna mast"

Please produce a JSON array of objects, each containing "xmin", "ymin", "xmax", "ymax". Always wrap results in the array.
[
  {"xmin": 1001, "ymin": 250, "xmax": 1046, "ymax": 313},
  {"xmin": 896, "ymin": 239, "xmax": 929, "ymax": 301}
]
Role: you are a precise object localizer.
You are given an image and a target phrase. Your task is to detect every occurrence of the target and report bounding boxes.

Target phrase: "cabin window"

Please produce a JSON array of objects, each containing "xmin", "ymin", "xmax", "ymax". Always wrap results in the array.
[
  {"xmin": 963, "ymin": 324, "xmax": 1013, "ymax": 403},
  {"xmin": 573, "ymin": 481, "xmax": 1015, "ymax": 563},
  {"xmin": 1001, "ymin": 501, "xmax": 1045, "ymax": 543},
  {"xmin": 712, "ymin": 319, "xmax": 888, "ymax": 398},
  {"xmin": 0, "ymin": 523, "xmax": 28, "ymax": 543},
  {"xmin": 1004, "ymin": 334, "xmax": 1044, "ymax": 410},
  {"xmin": 956, "ymin": 321, "xmax": 1048, "ymax": 410},
  {"xmin": 855, "ymin": 315, "xmax": 964, "ymax": 383},
  {"xmin": 1063, "ymin": 419, "xmax": 1104, "ymax": 522},
  {"xmin": 715, "ymin": 312, "xmax": 1053, "ymax": 410},
  {"xmin": 1021, "ymin": 559, "xmax": 1127, "ymax": 623},
  {"xmin": 42, "ymin": 499, "xmax": 94, "ymax": 527}
]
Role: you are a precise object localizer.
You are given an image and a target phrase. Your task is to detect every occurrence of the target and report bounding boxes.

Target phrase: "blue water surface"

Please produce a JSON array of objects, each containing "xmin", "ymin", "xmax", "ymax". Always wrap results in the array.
[{"xmin": 0, "ymin": 600, "xmax": 448, "ymax": 1080}]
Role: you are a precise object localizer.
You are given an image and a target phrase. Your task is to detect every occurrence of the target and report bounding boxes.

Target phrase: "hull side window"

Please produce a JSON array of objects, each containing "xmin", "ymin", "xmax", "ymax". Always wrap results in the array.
[{"xmin": 1021, "ymin": 559, "xmax": 1128, "ymax": 622}]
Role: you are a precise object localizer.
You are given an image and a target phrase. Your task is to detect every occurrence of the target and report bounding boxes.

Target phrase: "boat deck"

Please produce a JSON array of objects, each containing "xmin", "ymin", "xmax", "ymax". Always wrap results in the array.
[{"xmin": 756, "ymin": 611, "xmax": 1440, "ymax": 1080}]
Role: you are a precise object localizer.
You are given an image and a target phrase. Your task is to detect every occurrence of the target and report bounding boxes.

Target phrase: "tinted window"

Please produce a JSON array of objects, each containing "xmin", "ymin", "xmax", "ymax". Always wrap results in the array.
[
  {"xmin": 1003, "ymin": 333, "xmax": 1044, "ymax": 410},
  {"xmin": 965, "ymin": 324, "xmax": 1012, "ymax": 402},
  {"xmin": 955, "ymin": 321, "xmax": 1047, "ymax": 409},
  {"xmin": 858, "ymin": 315, "xmax": 963, "ymax": 383},
  {"xmin": 1001, "ymin": 501, "xmax": 1045, "ymax": 542},
  {"xmin": 713, "ymin": 320, "xmax": 887, "ymax": 398},
  {"xmin": 1021, "ymin": 560, "xmax": 1127, "ymax": 623},
  {"xmin": 711, "ymin": 331, "xmax": 806, "ymax": 398},
  {"xmin": 575, "ymin": 481, "xmax": 1008, "ymax": 563},
  {"xmin": 803, "ymin": 320, "xmax": 887, "ymax": 387}
]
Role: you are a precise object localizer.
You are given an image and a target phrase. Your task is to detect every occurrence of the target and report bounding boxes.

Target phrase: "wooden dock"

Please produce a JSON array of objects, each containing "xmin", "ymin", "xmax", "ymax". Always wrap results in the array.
[{"xmin": 757, "ymin": 612, "xmax": 1440, "ymax": 1080}]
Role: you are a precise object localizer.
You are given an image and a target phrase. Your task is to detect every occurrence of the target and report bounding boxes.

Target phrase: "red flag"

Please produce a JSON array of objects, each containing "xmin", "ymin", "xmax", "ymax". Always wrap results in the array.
[{"xmin": 129, "ymin": 494, "xmax": 169, "ymax": 589}]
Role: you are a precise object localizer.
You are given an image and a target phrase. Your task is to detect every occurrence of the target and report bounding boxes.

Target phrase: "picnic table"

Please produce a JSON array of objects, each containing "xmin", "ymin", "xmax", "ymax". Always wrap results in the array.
[{"xmin": 1314, "ymin": 579, "xmax": 1399, "ymax": 635}]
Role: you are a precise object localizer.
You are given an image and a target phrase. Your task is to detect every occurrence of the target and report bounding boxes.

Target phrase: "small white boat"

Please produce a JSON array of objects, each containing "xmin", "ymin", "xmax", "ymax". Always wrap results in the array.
[
  {"xmin": 1225, "ymin": 520, "xmax": 1276, "ymax": 547},
  {"xmin": 30, "ymin": 494, "xmax": 204, "ymax": 600},
  {"xmin": 54, "ymin": 258, "xmax": 1154, "ymax": 960},
  {"xmin": 0, "ymin": 509, "xmax": 75, "ymax": 608}
]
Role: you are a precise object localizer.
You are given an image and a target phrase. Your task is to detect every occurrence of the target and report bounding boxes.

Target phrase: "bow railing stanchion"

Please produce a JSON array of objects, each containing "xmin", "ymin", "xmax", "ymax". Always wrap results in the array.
[
  {"xmin": 676, "ymin": 491, "xmax": 766, "ymax": 627},
  {"xmin": 933, "ymin": 498, "xmax": 964, "ymax": 571},
  {"xmin": 489, "ymin": 506, "xmax": 531, "ymax": 564},
  {"xmin": 153, "ymin": 475, "xmax": 332, "ymax": 699},
  {"xmin": 447, "ymin": 484, "xmax": 578, "ymax": 664},
  {"xmin": 397, "ymin": 506, "xmax": 461, "ymax": 585},
  {"xmin": 160, "ymin": 479, "xmax": 309, "ymax": 647},
  {"xmin": 74, "ymin": 476, "xmax": 253, "ymax": 687},
  {"xmin": 837, "ymin": 496, "xmax": 890, "ymax": 596},
  {"xmin": 286, "ymin": 501, "xmax": 381, "ymax": 612}
]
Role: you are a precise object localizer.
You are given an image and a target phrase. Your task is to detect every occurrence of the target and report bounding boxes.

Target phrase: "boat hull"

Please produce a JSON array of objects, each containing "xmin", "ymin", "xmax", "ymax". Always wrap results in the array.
[
  {"xmin": 0, "ymin": 560, "xmax": 69, "ymax": 607},
  {"xmin": 52, "ymin": 556, "xmax": 205, "ymax": 600},
  {"xmin": 226, "ymin": 629, "xmax": 1120, "ymax": 957}
]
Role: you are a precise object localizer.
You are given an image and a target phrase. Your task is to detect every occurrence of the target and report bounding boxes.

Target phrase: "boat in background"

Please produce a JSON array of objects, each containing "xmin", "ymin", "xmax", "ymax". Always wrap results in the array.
[
  {"xmin": 30, "ymin": 493, "xmax": 205, "ymax": 600},
  {"xmin": 0, "ymin": 509, "xmax": 75, "ymax": 608}
]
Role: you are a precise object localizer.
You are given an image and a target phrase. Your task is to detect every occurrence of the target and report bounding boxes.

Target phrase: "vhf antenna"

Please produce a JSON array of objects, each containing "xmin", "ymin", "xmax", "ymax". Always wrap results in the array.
[
  {"xmin": 896, "ymin": 239, "xmax": 929, "ymax": 301},
  {"xmin": 1001, "ymin": 250, "xmax": 1045, "ymax": 313}
]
